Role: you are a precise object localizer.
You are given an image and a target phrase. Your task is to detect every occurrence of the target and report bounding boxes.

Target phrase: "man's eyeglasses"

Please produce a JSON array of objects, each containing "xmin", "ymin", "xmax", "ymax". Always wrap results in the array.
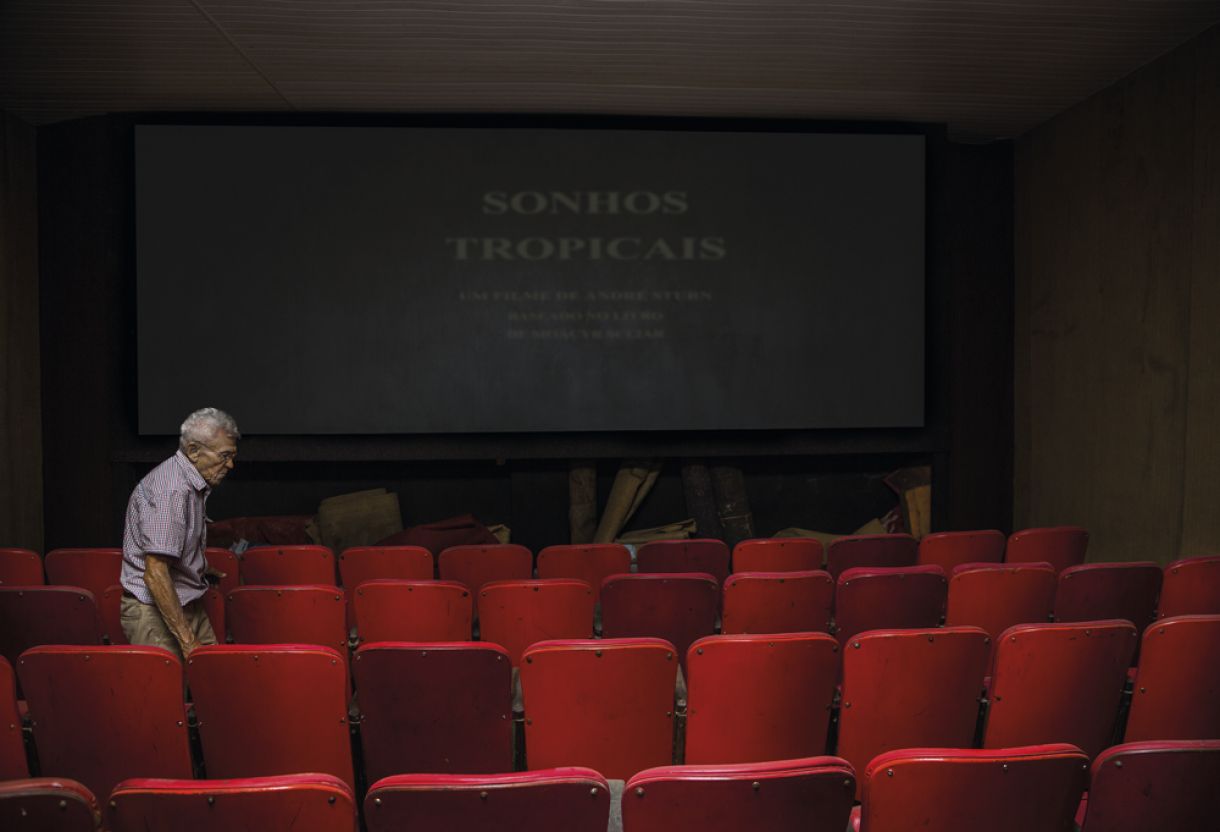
[{"xmin": 199, "ymin": 444, "xmax": 237, "ymax": 463}]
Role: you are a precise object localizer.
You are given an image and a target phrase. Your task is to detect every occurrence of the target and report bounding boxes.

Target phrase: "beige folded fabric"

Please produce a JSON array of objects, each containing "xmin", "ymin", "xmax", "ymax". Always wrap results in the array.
[
  {"xmin": 594, "ymin": 459, "xmax": 661, "ymax": 543},
  {"xmin": 315, "ymin": 488, "xmax": 403, "ymax": 551},
  {"xmin": 617, "ymin": 518, "xmax": 696, "ymax": 545}
]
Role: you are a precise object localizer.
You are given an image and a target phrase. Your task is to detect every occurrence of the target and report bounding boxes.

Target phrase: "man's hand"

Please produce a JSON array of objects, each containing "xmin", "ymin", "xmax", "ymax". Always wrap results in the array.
[{"xmin": 204, "ymin": 564, "xmax": 227, "ymax": 582}]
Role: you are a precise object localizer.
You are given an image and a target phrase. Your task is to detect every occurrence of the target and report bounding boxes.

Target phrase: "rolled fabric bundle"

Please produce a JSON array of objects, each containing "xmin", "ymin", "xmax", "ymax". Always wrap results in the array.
[
  {"xmin": 681, "ymin": 461, "xmax": 723, "ymax": 540},
  {"xmin": 593, "ymin": 459, "xmax": 661, "ymax": 543},
  {"xmin": 568, "ymin": 461, "xmax": 598, "ymax": 544}
]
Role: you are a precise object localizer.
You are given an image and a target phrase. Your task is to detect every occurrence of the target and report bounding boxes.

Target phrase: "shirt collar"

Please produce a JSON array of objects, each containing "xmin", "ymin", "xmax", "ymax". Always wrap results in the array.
[{"xmin": 174, "ymin": 450, "xmax": 212, "ymax": 495}]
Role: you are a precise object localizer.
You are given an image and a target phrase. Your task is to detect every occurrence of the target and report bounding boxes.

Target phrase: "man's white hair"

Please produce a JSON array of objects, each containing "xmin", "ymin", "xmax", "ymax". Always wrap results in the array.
[{"xmin": 179, "ymin": 407, "xmax": 241, "ymax": 451}]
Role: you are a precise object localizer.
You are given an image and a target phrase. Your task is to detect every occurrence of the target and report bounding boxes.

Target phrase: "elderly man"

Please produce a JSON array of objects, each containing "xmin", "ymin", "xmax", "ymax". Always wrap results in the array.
[{"xmin": 119, "ymin": 407, "xmax": 239, "ymax": 659}]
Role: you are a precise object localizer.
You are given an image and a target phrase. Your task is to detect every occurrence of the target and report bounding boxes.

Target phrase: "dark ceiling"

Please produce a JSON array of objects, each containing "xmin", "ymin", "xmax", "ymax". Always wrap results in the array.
[{"xmin": 2, "ymin": 1, "xmax": 1219, "ymax": 139}]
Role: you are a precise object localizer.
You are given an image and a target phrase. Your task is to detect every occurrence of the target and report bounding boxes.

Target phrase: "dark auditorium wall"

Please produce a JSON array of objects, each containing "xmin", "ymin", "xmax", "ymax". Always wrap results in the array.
[
  {"xmin": 1014, "ymin": 24, "xmax": 1220, "ymax": 564},
  {"xmin": 0, "ymin": 110, "xmax": 43, "ymax": 552},
  {"xmin": 35, "ymin": 115, "xmax": 1013, "ymax": 551}
]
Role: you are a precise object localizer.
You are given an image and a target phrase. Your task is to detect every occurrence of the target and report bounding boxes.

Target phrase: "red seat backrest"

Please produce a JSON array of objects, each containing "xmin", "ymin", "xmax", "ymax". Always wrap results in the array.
[
  {"xmin": 1080, "ymin": 740, "xmax": 1220, "ymax": 832},
  {"xmin": 43, "ymin": 548, "xmax": 124, "ymax": 644},
  {"xmin": 239, "ymin": 545, "xmax": 337, "ymax": 587},
  {"xmin": 438, "ymin": 544, "xmax": 533, "ymax": 612},
  {"xmin": 478, "ymin": 579, "xmax": 595, "ymax": 666},
  {"xmin": 1005, "ymin": 526, "xmax": 1088, "ymax": 573},
  {"xmin": 353, "ymin": 642, "xmax": 513, "ymax": 782},
  {"xmin": 0, "ymin": 657, "xmax": 27, "ymax": 779},
  {"xmin": 108, "ymin": 773, "xmax": 357, "ymax": 832},
  {"xmin": 600, "ymin": 573, "xmax": 719, "ymax": 670},
  {"xmin": 536, "ymin": 544, "xmax": 631, "ymax": 591},
  {"xmin": 1125, "ymin": 614, "xmax": 1220, "ymax": 742},
  {"xmin": 352, "ymin": 579, "xmax": 472, "ymax": 643},
  {"xmin": 837, "ymin": 627, "xmax": 989, "ymax": 796},
  {"xmin": 364, "ymin": 768, "xmax": 609, "ymax": 832},
  {"xmin": 918, "ymin": 530, "xmax": 1006, "ymax": 572},
  {"xmin": 18, "ymin": 645, "xmax": 192, "ymax": 801},
  {"xmin": 0, "ymin": 548, "xmax": 44, "ymax": 586},
  {"xmin": 204, "ymin": 548, "xmax": 241, "ymax": 596},
  {"xmin": 685, "ymin": 633, "xmax": 839, "ymax": 764},
  {"xmin": 187, "ymin": 645, "xmax": 355, "ymax": 789},
  {"xmin": 859, "ymin": 744, "xmax": 1089, "ymax": 832},
  {"xmin": 520, "ymin": 638, "xmax": 678, "ymax": 780},
  {"xmin": 825, "ymin": 534, "xmax": 917, "ymax": 581},
  {"xmin": 636, "ymin": 539, "xmax": 730, "ymax": 585},
  {"xmin": 0, "ymin": 587, "xmax": 104, "ymax": 669},
  {"xmin": 720, "ymin": 570, "xmax": 834, "ymax": 635},
  {"xmin": 623, "ymin": 757, "xmax": 856, "ymax": 832},
  {"xmin": 43, "ymin": 548, "xmax": 122, "ymax": 595},
  {"xmin": 1158, "ymin": 555, "xmax": 1220, "ymax": 618},
  {"xmin": 338, "ymin": 545, "xmax": 433, "ymax": 589},
  {"xmin": 0, "ymin": 778, "xmax": 100, "ymax": 831},
  {"xmin": 199, "ymin": 587, "xmax": 226, "ymax": 642},
  {"xmin": 226, "ymin": 585, "xmax": 348, "ymax": 656},
  {"xmin": 945, "ymin": 562, "xmax": 1056, "ymax": 665},
  {"xmin": 731, "ymin": 538, "xmax": 824, "ymax": 573},
  {"xmin": 983, "ymin": 619, "xmax": 1137, "ymax": 757},
  {"xmin": 1053, "ymin": 561, "xmax": 1162, "ymax": 638},
  {"xmin": 834, "ymin": 565, "xmax": 948, "ymax": 646}
]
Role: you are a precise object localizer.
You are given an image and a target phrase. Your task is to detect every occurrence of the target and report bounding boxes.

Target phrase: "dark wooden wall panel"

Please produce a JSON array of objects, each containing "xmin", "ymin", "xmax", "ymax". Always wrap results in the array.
[
  {"xmin": 0, "ymin": 111, "xmax": 43, "ymax": 551},
  {"xmin": 1181, "ymin": 26, "xmax": 1220, "ymax": 558},
  {"xmin": 1015, "ymin": 25, "xmax": 1219, "ymax": 564}
]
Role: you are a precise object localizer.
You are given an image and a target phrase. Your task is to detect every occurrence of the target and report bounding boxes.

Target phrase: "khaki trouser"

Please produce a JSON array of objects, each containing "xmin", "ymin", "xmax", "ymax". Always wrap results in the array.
[{"xmin": 120, "ymin": 594, "xmax": 217, "ymax": 661}]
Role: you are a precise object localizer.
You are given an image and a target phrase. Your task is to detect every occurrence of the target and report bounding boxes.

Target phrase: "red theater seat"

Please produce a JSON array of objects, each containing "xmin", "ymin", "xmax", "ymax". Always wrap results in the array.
[
  {"xmin": 945, "ymin": 562, "xmax": 1056, "ymax": 665},
  {"xmin": 43, "ymin": 547, "xmax": 124, "ymax": 644},
  {"xmin": 1053, "ymin": 561, "xmax": 1162, "ymax": 638},
  {"xmin": 684, "ymin": 633, "xmax": 839, "ymax": 764},
  {"xmin": 0, "ymin": 586, "xmax": 105, "ymax": 669},
  {"xmin": 199, "ymin": 587, "xmax": 226, "ymax": 642},
  {"xmin": 1078, "ymin": 740, "xmax": 1220, "ymax": 832},
  {"xmin": 0, "ymin": 778, "xmax": 100, "ymax": 831},
  {"xmin": 187, "ymin": 644, "xmax": 355, "ymax": 789},
  {"xmin": 721, "ymin": 570, "xmax": 834, "ymax": 635},
  {"xmin": 338, "ymin": 545, "xmax": 433, "ymax": 588},
  {"xmin": 825, "ymin": 534, "xmax": 917, "ymax": 581},
  {"xmin": 918, "ymin": 530, "xmax": 1005, "ymax": 572},
  {"xmin": 0, "ymin": 548, "xmax": 43, "ymax": 585},
  {"xmin": 352, "ymin": 579, "xmax": 472, "ymax": 643},
  {"xmin": 1124, "ymin": 614, "xmax": 1220, "ymax": 742},
  {"xmin": 600, "ymin": 573, "xmax": 718, "ymax": 670},
  {"xmin": 836, "ymin": 627, "xmax": 989, "ymax": 794},
  {"xmin": 478, "ymin": 579, "xmax": 595, "ymax": 666},
  {"xmin": 108, "ymin": 774, "xmax": 358, "ymax": 832},
  {"xmin": 226, "ymin": 585, "xmax": 348, "ymax": 657},
  {"xmin": 520, "ymin": 638, "xmax": 678, "ymax": 780},
  {"xmin": 858, "ymin": 744, "xmax": 1088, "ymax": 832},
  {"xmin": 983, "ymin": 619, "xmax": 1136, "ymax": 757},
  {"xmin": 438, "ymin": 544, "xmax": 533, "ymax": 612},
  {"xmin": 1158, "ymin": 554, "xmax": 1220, "ymax": 618},
  {"xmin": 731, "ymin": 537, "xmax": 824, "ymax": 573},
  {"xmin": 622, "ymin": 757, "xmax": 856, "ymax": 832},
  {"xmin": 636, "ymin": 538, "xmax": 730, "ymax": 585},
  {"xmin": 204, "ymin": 547, "xmax": 240, "ymax": 596},
  {"xmin": 364, "ymin": 768, "xmax": 610, "ymax": 832},
  {"xmin": 353, "ymin": 642, "xmax": 513, "ymax": 781},
  {"xmin": 239, "ymin": 545, "xmax": 337, "ymax": 586},
  {"xmin": 536, "ymin": 543, "xmax": 632, "ymax": 591},
  {"xmin": 833, "ymin": 565, "xmax": 947, "ymax": 646},
  {"xmin": 1005, "ymin": 526, "xmax": 1088, "ymax": 573},
  {"xmin": 0, "ymin": 657, "xmax": 27, "ymax": 779},
  {"xmin": 18, "ymin": 645, "xmax": 192, "ymax": 801}
]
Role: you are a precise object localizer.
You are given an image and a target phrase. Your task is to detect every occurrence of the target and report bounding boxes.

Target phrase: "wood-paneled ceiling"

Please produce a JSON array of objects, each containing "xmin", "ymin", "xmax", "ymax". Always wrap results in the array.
[{"xmin": 2, "ymin": 1, "xmax": 1218, "ymax": 139}]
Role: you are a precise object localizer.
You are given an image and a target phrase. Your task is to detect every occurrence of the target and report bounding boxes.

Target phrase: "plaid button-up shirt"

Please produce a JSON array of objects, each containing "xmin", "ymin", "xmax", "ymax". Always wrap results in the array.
[{"xmin": 120, "ymin": 450, "xmax": 211, "ymax": 605}]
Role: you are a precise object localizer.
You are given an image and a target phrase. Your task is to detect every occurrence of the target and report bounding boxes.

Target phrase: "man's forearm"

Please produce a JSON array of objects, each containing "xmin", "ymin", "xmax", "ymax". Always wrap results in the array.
[{"xmin": 144, "ymin": 554, "xmax": 198, "ymax": 656}]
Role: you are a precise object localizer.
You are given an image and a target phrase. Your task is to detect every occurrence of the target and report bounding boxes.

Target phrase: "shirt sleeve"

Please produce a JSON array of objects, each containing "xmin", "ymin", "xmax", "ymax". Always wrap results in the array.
[{"xmin": 139, "ymin": 488, "xmax": 190, "ymax": 559}]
